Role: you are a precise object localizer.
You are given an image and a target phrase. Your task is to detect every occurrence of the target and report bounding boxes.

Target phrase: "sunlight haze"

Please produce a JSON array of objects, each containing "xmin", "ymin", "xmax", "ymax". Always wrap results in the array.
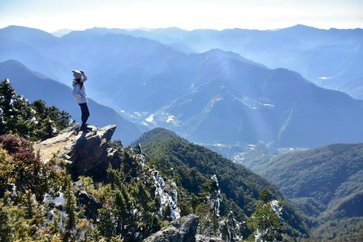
[{"xmin": 0, "ymin": 0, "xmax": 362, "ymax": 31}]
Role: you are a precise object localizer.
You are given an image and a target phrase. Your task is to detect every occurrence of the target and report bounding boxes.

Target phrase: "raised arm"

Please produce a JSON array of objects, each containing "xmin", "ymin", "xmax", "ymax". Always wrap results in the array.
[{"xmin": 81, "ymin": 71, "xmax": 87, "ymax": 82}]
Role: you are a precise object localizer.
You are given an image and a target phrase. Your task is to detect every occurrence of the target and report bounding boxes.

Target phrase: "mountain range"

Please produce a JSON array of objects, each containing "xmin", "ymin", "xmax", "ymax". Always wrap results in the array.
[
  {"xmin": 1, "ymin": 24, "xmax": 362, "ymax": 240},
  {"xmin": 110, "ymin": 24, "xmax": 363, "ymax": 100},
  {"xmin": 235, "ymin": 142, "xmax": 363, "ymax": 240},
  {"xmin": 0, "ymin": 80, "xmax": 308, "ymax": 240},
  {"xmin": 1, "ymin": 25, "xmax": 363, "ymax": 148}
]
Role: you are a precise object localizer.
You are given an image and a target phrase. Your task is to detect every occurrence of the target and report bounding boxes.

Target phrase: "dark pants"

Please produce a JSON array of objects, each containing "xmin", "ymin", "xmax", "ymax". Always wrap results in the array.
[{"xmin": 79, "ymin": 103, "xmax": 90, "ymax": 127}]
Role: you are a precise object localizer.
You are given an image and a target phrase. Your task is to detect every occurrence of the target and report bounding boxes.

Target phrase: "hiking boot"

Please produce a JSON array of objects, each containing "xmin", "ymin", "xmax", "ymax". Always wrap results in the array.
[{"xmin": 80, "ymin": 124, "xmax": 92, "ymax": 132}]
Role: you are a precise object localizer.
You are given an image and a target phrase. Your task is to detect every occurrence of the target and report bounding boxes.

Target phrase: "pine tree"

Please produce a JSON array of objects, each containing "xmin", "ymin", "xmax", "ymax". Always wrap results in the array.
[
  {"xmin": 221, "ymin": 211, "xmax": 243, "ymax": 242},
  {"xmin": 248, "ymin": 201, "xmax": 282, "ymax": 241},
  {"xmin": 98, "ymin": 207, "xmax": 117, "ymax": 239},
  {"xmin": 24, "ymin": 190, "xmax": 35, "ymax": 219},
  {"xmin": 122, "ymin": 151, "xmax": 140, "ymax": 178},
  {"xmin": 0, "ymin": 202, "xmax": 11, "ymax": 242},
  {"xmin": 0, "ymin": 79, "xmax": 29, "ymax": 135},
  {"xmin": 120, "ymin": 183, "xmax": 132, "ymax": 208},
  {"xmin": 115, "ymin": 189, "xmax": 127, "ymax": 234},
  {"xmin": 259, "ymin": 188, "xmax": 272, "ymax": 203},
  {"xmin": 107, "ymin": 165, "xmax": 123, "ymax": 190},
  {"xmin": 0, "ymin": 79, "xmax": 16, "ymax": 113},
  {"xmin": 63, "ymin": 176, "xmax": 77, "ymax": 242},
  {"xmin": 136, "ymin": 181, "xmax": 151, "ymax": 211},
  {"xmin": 0, "ymin": 148, "xmax": 13, "ymax": 197},
  {"xmin": 0, "ymin": 79, "xmax": 70, "ymax": 140},
  {"xmin": 162, "ymin": 204, "xmax": 172, "ymax": 221}
]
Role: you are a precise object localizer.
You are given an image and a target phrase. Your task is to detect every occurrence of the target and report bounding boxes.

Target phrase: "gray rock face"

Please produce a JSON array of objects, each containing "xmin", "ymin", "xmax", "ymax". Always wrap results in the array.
[
  {"xmin": 74, "ymin": 181, "xmax": 101, "ymax": 219},
  {"xmin": 195, "ymin": 235, "xmax": 223, "ymax": 242},
  {"xmin": 143, "ymin": 215, "xmax": 199, "ymax": 242},
  {"xmin": 34, "ymin": 125, "xmax": 117, "ymax": 178},
  {"xmin": 67, "ymin": 125, "xmax": 116, "ymax": 178}
]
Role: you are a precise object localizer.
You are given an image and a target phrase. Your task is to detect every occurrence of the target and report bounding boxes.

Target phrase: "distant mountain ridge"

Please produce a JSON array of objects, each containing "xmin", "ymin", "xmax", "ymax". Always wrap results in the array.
[
  {"xmin": 3, "ymin": 24, "xmax": 362, "ymax": 100},
  {"xmin": 236, "ymin": 142, "xmax": 363, "ymax": 240},
  {"xmin": 109, "ymin": 25, "xmax": 363, "ymax": 100},
  {"xmin": 143, "ymin": 49, "xmax": 363, "ymax": 147},
  {"xmin": 257, "ymin": 143, "xmax": 363, "ymax": 214},
  {"xmin": 1, "ymin": 25, "xmax": 363, "ymax": 148}
]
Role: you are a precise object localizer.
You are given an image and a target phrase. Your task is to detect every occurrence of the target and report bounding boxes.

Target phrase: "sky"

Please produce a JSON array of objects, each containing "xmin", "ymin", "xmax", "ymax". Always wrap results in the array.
[{"xmin": 0, "ymin": 0, "xmax": 362, "ymax": 32}]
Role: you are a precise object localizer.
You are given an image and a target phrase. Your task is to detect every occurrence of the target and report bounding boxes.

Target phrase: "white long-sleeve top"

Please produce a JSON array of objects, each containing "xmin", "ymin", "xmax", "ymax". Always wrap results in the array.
[{"xmin": 72, "ymin": 81, "xmax": 87, "ymax": 104}]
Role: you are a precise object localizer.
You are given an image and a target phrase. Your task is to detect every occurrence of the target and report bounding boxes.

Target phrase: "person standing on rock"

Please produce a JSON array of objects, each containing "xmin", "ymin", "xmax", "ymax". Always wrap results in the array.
[{"xmin": 72, "ymin": 70, "xmax": 91, "ymax": 132}]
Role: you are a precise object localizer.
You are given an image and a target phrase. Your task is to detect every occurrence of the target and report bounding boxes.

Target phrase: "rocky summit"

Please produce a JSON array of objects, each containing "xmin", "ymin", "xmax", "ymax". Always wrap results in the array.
[
  {"xmin": 34, "ymin": 124, "xmax": 117, "ymax": 178},
  {"xmin": 31, "ymin": 124, "xmax": 203, "ymax": 241}
]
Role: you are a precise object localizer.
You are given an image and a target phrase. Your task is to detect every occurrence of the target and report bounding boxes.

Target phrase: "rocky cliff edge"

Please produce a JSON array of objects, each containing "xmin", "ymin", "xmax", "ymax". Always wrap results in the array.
[{"xmin": 34, "ymin": 125, "xmax": 117, "ymax": 178}]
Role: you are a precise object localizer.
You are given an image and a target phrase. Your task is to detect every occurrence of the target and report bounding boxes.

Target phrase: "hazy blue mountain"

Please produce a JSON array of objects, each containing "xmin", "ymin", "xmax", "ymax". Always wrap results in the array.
[
  {"xmin": 35, "ymin": 25, "xmax": 363, "ymax": 100},
  {"xmin": 0, "ymin": 25, "xmax": 60, "ymax": 49},
  {"xmin": 343, "ymin": 76, "xmax": 363, "ymax": 99},
  {"xmin": 0, "ymin": 26, "xmax": 70, "ymax": 81},
  {"xmin": 236, "ymin": 143, "xmax": 363, "ymax": 240},
  {"xmin": 119, "ymin": 25, "xmax": 363, "ymax": 99},
  {"xmin": 247, "ymin": 143, "xmax": 363, "ymax": 216},
  {"xmin": 1, "ymin": 26, "xmax": 187, "ymax": 109},
  {"xmin": 144, "ymin": 49, "xmax": 363, "ymax": 147},
  {"xmin": 0, "ymin": 60, "xmax": 141, "ymax": 144},
  {"xmin": 60, "ymin": 30, "xmax": 186, "ymax": 109},
  {"xmin": 1, "ymin": 26, "xmax": 363, "ymax": 148}
]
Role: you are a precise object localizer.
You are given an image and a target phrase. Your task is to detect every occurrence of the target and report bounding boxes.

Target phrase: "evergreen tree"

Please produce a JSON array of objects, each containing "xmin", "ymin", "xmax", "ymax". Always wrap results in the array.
[
  {"xmin": 115, "ymin": 189, "xmax": 128, "ymax": 234},
  {"xmin": 122, "ymin": 151, "xmax": 141, "ymax": 178},
  {"xmin": 248, "ymin": 201, "xmax": 282, "ymax": 241},
  {"xmin": 120, "ymin": 183, "xmax": 132, "ymax": 208},
  {"xmin": 98, "ymin": 207, "xmax": 117, "ymax": 239},
  {"xmin": 136, "ymin": 181, "xmax": 151, "ymax": 211},
  {"xmin": 259, "ymin": 188, "xmax": 272, "ymax": 203},
  {"xmin": 0, "ymin": 79, "xmax": 33, "ymax": 136},
  {"xmin": 63, "ymin": 176, "xmax": 77, "ymax": 242},
  {"xmin": 24, "ymin": 190, "xmax": 36, "ymax": 219},
  {"xmin": 0, "ymin": 79, "xmax": 71, "ymax": 140},
  {"xmin": 0, "ymin": 148, "xmax": 13, "ymax": 197},
  {"xmin": 107, "ymin": 165, "xmax": 123, "ymax": 190},
  {"xmin": 221, "ymin": 211, "xmax": 244, "ymax": 242},
  {"xmin": 162, "ymin": 204, "xmax": 172, "ymax": 221},
  {"xmin": 0, "ymin": 202, "xmax": 11, "ymax": 242}
]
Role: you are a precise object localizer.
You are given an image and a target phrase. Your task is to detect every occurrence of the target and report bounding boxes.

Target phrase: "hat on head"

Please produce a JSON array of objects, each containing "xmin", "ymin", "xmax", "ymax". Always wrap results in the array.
[{"xmin": 72, "ymin": 70, "xmax": 83, "ymax": 80}]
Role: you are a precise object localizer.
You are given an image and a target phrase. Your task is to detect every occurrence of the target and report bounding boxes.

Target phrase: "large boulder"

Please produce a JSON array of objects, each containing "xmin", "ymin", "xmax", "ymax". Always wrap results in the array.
[
  {"xmin": 143, "ymin": 214, "xmax": 199, "ymax": 242},
  {"xmin": 34, "ymin": 125, "xmax": 117, "ymax": 178},
  {"xmin": 74, "ymin": 181, "xmax": 101, "ymax": 219},
  {"xmin": 66, "ymin": 125, "xmax": 116, "ymax": 178}
]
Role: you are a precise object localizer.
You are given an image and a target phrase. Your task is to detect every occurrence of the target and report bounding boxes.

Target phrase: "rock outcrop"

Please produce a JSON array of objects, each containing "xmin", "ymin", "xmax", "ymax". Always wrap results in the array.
[
  {"xmin": 195, "ymin": 235, "xmax": 223, "ymax": 242},
  {"xmin": 74, "ymin": 181, "xmax": 101, "ymax": 219},
  {"xmin": 143, "ymin": 214, "xmax": 199, "ymax": 242},
  {"xmin": 34, "ymin": 125, "xmax": 117, "ymax": 178}
]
